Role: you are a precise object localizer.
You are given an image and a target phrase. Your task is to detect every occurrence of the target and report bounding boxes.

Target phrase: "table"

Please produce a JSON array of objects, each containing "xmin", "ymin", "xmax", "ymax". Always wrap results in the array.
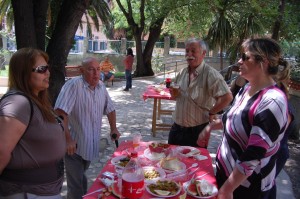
[
  {"xmin": 84, "ymin": 141, "xmax": 217, "ymax": 199},
  {"xmin": 143, "ymin": 85, "xmax": 175, "ymax": 137}
]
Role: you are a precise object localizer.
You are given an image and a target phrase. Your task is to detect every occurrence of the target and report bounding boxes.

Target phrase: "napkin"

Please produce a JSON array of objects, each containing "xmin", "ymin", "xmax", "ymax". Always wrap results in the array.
[{"xmin": 194, "ymin": 154, "xmax": 208, "ymax": 161}]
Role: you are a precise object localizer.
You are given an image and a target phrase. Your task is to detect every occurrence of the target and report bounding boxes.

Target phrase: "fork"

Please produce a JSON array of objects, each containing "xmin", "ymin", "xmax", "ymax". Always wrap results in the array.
[{"xmin": 82, "ymin": 188, "xmax": 105, "ymax": 198}]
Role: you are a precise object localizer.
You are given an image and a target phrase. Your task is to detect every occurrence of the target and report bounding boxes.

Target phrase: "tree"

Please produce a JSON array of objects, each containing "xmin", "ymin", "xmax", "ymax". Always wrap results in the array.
[
  {"xmin": 12, "ymin": 0, "xmax": 49, "ymax": 50},
  {"xmin": 11, "ymin": 0, "xmax": 111, "ymax": 103},
  {"xmin": 114, "ymin": 0, "xmax": 192, "ymax": 77}
]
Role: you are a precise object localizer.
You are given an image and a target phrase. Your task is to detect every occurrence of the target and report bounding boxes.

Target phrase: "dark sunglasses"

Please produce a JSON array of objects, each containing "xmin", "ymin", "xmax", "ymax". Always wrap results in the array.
[
  {"xmin": 32, "ymin": 65, "xmax": 49, "ymax": 74},
  {"xmin": 241, "ymin": 53, "xmax": 250, "ymax": 61}
]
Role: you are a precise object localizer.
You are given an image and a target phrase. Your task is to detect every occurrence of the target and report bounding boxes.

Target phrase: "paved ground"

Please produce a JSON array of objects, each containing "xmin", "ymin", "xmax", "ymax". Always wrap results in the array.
[{"xmin": 0, "ymin": 76, "xmax": 296, "ymax": 198}]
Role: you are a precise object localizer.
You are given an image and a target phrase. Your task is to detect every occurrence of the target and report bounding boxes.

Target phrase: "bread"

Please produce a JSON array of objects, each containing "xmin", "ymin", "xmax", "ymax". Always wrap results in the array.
[
  {"xmin": 160, "ymin": 157, "xmax": 182, "ymax": 171},
  {"xmin": 196, "ymin": 179, "xmax": 213, "ymax": 196}
]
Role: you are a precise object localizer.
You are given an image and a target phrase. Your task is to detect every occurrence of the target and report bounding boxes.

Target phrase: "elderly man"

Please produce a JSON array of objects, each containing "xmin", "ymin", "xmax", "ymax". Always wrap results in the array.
[
  {"xmin": 55, "ymin": 57, "xmax": 120, "ymax": 199},
  {"xmin": 168, "ymin": 38, "xmax": 232, "ymax": 148}
]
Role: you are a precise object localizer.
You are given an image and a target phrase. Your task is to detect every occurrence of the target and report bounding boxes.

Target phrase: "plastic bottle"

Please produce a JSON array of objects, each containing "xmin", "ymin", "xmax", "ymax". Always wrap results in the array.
[{"xmin": 121, "ymin": 151, "xmax": 145, "ymax": 199}]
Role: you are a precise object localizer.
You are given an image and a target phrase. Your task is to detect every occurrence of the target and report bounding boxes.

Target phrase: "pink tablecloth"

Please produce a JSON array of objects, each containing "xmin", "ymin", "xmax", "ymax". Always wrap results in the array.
[
  {"xmin": 142, "ymin": 85, "xmax": 173, "ymax": 101},
  {"xmin": 84, "ymin": 141, "xmax": 217, "ymax": 199}
]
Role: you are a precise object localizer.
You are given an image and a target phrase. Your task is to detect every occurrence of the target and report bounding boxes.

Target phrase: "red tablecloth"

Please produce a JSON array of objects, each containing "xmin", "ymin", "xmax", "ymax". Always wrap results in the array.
[
  {"xmin": 142, "ymin": 85, "xmax": 173, "ymax": 101},
  {"xmin": 84, "ymin": 141, "xmax": 217, "ymax": 199}
]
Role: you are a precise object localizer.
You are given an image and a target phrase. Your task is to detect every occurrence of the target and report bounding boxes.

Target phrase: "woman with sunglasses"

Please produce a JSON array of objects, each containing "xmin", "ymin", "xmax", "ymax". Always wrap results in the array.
[
  {"xmin": 0, "ymin": 48, "xmax": 66, "ymax": 198},
  {"xmin": 197, "ymin": 37, "xmax": 290, "ymax": 199}
]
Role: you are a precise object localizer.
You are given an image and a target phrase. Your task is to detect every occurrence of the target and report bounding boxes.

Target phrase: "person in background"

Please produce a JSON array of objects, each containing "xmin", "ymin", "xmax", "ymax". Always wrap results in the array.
[
  {"xmin": 54, "ymin": 57, "xmax": 120, "ymax": 199},
  {"xmin": 123, "ymin": 48, "xmax": 134, "ymax": 91},
  {"xmin": 198, "ymin": 37, "xmax": 290, "ymax": 199},
  {"xmin": 168, "ymin": 38, "xmax": 232, "ymax": 148},
  {"xmin": 0, "ymin": 48, "xmax": 66, "ymax": 198},
  {"xmin": 100, "ymin": 57, "xmax": 115, "ymax": 83}
]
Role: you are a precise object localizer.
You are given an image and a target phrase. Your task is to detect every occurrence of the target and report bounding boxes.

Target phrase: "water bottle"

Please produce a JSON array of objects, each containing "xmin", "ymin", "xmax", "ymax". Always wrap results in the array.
[{"xmin": 121, "ymin": 151, "xmax": 145, "ymax": 199}]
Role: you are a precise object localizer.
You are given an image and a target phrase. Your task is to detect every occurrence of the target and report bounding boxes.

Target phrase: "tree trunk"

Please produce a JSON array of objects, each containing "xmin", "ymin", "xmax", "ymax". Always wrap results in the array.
[
  {"xmin": 220, "ymin": 48, "xmax": 224, "ymax": 70},
  {"xmin": 12, "ymin": 0, "xmax": 49, "ymax": 50},
  {"xmin": 12, "ymin": 0, "xmax": 37, "ymax": 49},
  {"xmin": 47, "ymin": 0, "xmax": 90, "ymax": 103},
  {"xmin": 133, "ymin": 32, "xmax": 145, "ymax": 77},
  {"xmin": 142, "ymin": 18, "xmax": 165, "ymax": 76},
  {"xmin": 33, "ymin": 0, "xmax": 49, "ymax": 50},
  {"xmin": 272, "ymin": 0, "xmax": 285, "ymax": 41}
]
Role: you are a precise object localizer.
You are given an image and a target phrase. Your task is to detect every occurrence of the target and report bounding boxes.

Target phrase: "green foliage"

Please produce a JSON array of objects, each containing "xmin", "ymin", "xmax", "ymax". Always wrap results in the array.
[{"xmin": 163, "ymin": 0, "xmax": 212, "ymax": 38}]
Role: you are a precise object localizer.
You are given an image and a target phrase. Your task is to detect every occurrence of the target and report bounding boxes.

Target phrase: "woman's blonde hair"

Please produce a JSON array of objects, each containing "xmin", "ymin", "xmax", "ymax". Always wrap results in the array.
[
  {"xmin": 242, "ymin": 37, "xmax": 290, "ymax": 96},
  {"xmin": 8, "ymin": 48, "xmax": 55, "ymax": 122}
]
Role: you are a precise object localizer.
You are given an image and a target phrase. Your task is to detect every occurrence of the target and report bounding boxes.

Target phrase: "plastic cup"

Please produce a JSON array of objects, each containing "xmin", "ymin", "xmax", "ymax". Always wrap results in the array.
[
  {"xmin": 132, "ymin": 133, "xmax": 142, "ymax": 149},
  {"xmin": 172, "ymin": 85, "xmax": 180, "ymax": 97}
]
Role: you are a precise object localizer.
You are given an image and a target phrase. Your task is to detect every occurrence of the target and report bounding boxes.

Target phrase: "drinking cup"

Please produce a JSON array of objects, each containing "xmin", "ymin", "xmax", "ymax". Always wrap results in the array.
[
  {"xmin": 132, "ymin": 133, "xmax": 142, "ymax": 149},
  {"xmin": 170, "ymin": 84, "xmax": 180, "ymax": 97}
]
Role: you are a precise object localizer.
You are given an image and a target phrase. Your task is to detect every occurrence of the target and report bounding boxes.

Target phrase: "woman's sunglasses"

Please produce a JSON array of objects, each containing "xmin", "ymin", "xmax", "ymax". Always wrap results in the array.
[
  {"xmin": 241, "ymin": 53, "xmax": 250, "ymax": 61},
  {"xmin": 32, "ymin": 65, "xmax": 49, "ymax": 74}
]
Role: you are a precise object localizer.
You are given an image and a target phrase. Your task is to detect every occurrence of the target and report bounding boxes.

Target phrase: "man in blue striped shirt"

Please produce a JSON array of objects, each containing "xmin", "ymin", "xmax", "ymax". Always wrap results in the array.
[{"xmin": 55, "ymin": 57, "xmax": 120, "ymax": 199}]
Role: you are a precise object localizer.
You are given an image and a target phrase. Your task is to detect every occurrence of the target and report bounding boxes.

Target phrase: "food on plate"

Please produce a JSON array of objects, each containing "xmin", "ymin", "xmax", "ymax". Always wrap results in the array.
[
  {"xmin": 117, "ymin": 156, "xmax": 130, "ymax": 167},
  {"xmin": 149, "ymin": 142, "xmax": 170, "ymax": 153},
  {"xmin": 154, "ymin": 190, "xmax": 170, "ymax": 195},
  {"xmin": 97, "ymin": 187, "xmax": 114, "ymax": 199},
  {"xmin": 187, "ymin": 179, "xmax": 216, "ymax": 197},
  {"xmin": 147, "ymin": 180, "xmax": 180, "ymax": 196},
  {"xmin": 111, "ymin": 183, "xmax": 122, "ymax": 198},
  {"xmin": 160, "ymin": 157, "xmax": 182, "ymax": 171},
  {"xmin": 179, "ymin": 191, "xmax": 187, "ymax": 199},
  {"xmin": 182, "ymin": 148, "xmax": 192, "ymax": 154},
  {"xmin": 179, "ymin": 147, "xmax": 200, "ymax": 157},
  {"xmin": 144, "ymin": 169, "xmax": 160, "ymax": 180}
]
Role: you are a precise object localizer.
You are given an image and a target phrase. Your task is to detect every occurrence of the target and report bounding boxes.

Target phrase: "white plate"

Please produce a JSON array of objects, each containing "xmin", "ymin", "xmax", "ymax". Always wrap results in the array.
[
  {"xmin": 146, "ymin": 179, "xmax": 181, "ymax": 198},
  {"xmin": 158, "ymin": 160, "xmax": 186, "ymax": 173},
  {"xmin": 176, "ymin": 146, "xmax": 201, "ymax": 157},
  {"xmin": 184, "ymin": 180, "xmax": 218, "ymax": 199},
  {"xmin": 143, "ymin": 166, "xmax": 166, "ymax": 184},
  {"xmin": 111, "ymin": 155, "xmax": 130, "ymax": 168},
  {"xmin": 144, "ymin": 148, "xmax": 166, "ymax": 161}
]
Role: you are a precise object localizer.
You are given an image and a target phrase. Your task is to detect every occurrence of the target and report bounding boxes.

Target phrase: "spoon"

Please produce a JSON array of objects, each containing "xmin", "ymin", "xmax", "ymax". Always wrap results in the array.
[{"xmin": 186, "ymin": 163, "xmax": 198, "ymax": 171}]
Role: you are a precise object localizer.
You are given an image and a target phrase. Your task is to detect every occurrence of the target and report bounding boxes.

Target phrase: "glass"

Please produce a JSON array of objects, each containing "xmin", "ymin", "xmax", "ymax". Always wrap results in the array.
[
  {"xmin": 171, "ymin": 83, "xmax": 180, "ymax": 97},
  {"xmin": 32, "ymin": 65, "xmax": 49, "ymax": 73},
  {"xmin": 132, "ymin": 133, "xmax": 142, "ymax": 149}
]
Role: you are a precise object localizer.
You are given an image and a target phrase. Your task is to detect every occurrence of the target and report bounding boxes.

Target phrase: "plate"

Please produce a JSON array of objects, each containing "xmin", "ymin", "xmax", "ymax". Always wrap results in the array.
[
  {"xmin": 144, "ymin": 148, "xmax": 166, "ymax": 161},
  {"xmin": 158, "ymin": 160, "xmax": 186, "ymax": 173},
  {"xmin": 184, "ymin": 180, "xmax": 218, "ymax": 199},
  {"xmin": 146, "ymin": 179, "xmax": 181, "ymax": 198},
  {"xmin": 143, "ymin": 166, "xmax": 166, "ymax": 184},
  {"xmin": 176, "ymin": 146, "xmax": 201, "ymax": 157},
  {"xmin": 111, "ymin": 155, "xmax": 130, "ymax": 168}
]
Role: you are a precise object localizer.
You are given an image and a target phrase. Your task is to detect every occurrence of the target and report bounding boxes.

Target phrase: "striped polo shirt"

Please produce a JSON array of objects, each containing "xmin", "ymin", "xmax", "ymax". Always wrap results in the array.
[
  {"xmin": 173, "ymin": 61, "xmax": 230, "ymax": 127},
  {"xmin": 55, "ymin": 76, "xmax": 115, "ymax": 161}
]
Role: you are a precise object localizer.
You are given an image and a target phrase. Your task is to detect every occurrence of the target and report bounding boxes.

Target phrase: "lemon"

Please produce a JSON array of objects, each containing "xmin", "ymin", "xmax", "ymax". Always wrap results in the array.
[
  {"xmin": 154, "ymin": 190, "xmax": 171, "ymax": 196},
  {"xmin": 179, "ymin": 192, "xmax": 187, "ymax": 199}
]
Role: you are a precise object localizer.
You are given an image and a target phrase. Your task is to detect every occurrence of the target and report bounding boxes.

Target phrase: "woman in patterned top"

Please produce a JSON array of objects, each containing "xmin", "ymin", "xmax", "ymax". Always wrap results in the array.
[{"xmin": 197, "ymin": 37, "xmax": 290, "ymax": 199}]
